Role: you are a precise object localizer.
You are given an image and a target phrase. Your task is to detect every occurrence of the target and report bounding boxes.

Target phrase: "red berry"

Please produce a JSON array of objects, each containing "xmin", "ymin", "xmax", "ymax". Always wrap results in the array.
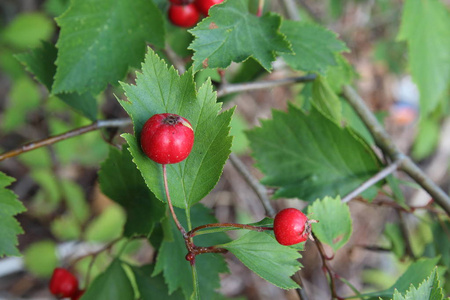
[
  {"xmin": 71, "ymin": 289, "xmax": 85, "ymax": 300},
  {"xmin": 140, "ymin": 113, "xmax": 194, "ymax": 164},
  {"xmin": 194, "ymin": 0, "xmax": 223, "ymax": 15},
  {"xmin": 49, "ymin": 268, "xmax": 79, "ymax": 298},
  {"xmin": 168, "ymin": 3, "xmax": 200, "ymax": 28},
  {"xmin": 274, "ymin": 208, "xmax": 313, "ymax": 246}
]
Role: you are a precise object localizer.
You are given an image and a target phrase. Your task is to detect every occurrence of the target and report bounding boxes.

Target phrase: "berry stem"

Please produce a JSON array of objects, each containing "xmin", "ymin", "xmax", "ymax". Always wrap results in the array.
[
  {"xmin": 162, "ymin": 164, "xmax": 187, "ymax": 238},
  {"xmin": 188, "ymin": 223, "xmax": 273, "ymax": 237},
  {"xmin": 256, "ymin": 0, "xmax": 264, "ymax": 16}
]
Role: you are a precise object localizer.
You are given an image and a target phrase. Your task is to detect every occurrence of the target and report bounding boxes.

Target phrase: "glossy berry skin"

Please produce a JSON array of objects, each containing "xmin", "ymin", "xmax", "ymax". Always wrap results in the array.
[
  {"xmin": 140, "ymin": 113, "xmax": 194, "ymax": 164},
  {"xmin": 168, "ymin": 3, "xmax": 200, "ymax": 28},
  {"xmin": 274, "ymin": 208, "xmax": 309, "ymax": 246},
  {"xmin": 194, "ymin": 0, "xmax": 223, "ymax": 15},
  {"xmin": 49, "ymin": 268, "xmax": 79, "ymax": 298}
]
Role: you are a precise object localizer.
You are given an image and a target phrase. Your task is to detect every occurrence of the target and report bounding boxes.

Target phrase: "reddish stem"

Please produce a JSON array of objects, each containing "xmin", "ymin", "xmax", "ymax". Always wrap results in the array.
[{"xmin": 162, "ymin": 164, "xmax": 187, "ymax": 238}]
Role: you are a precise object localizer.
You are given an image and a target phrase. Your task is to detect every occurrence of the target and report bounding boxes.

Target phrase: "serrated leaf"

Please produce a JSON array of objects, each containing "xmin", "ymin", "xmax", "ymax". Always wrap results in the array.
[
  {"xmin": 99, "ymin": 146, "xmax": 165, "ymax": 237},
  {"xmin": 120, "ymin": 49, "xmax": 233, "ymax": 209},
  {"xmin": 188, "ymin": 0, "xmax": 291, "ymax": 71},
  {"xmin": 311, "ymin": 75, "xmax": 342, "ymax": 123},
  {"xmin": 390, "ymin": 268, "xmax": 443, "ymax": 300},
  {"xmin": 153, "ymin": 204, "xmax": 229, "ymax": 299},
  {"xmin": 280, "ymin": 20, "xmax": 348, "ymax": 74},
  {"xmin": 16, "ymin": 41, "xmax": 97, "ymax": 120},
  {"xmin": 246, "ymin": 105, "xmax": 381, "ymax": 202},
  {"xmin": 52, "ymin": 0, "xmax": 164, "ymax": 95},
  {"xmin": 307, "ymin": 196, "xmax": 351, "ymax": 252},
  {"xmin": 397, "ymin": 0, "xmax": 450, "ymax": 115},
  {"xmin": 219, "ymin": 231, "xmax": 301, "ymax": 290},
  {"xmin": 0, "ymin": 172, "xmax": 26, "ymax": 257},
  {"xmin": 82, "ymin": 259, "xmax": 135, "ymax": 300}
]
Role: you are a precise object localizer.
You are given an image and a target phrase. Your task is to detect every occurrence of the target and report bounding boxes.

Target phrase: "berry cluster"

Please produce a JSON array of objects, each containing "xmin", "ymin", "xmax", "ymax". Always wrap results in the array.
[
  {"xmin": 49, "ymin": 268, "xmax": 84, "ymax": 300},
  {"xmin": 168, "ymin": 0, "xmax": 223, "ymax": 28}
]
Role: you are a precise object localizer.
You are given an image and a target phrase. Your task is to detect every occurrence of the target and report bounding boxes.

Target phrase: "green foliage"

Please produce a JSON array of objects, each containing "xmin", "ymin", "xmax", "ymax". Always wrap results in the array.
[
  {"xmin": 308, "ymin": 196, "xmax": 352, "ymax": 252},
  {"xmin": 121, "ymin": 49, "xmax": 233, "ymax": 209},
  {"xmin": 412, "ymin": 118, "xmax": 440, "ymax": 160},
  {"xmin": 0, "ymin": 172, "xmax": 26, "ymax": 257},
  {"xmin": 246, "ymin": 104, "xmax": 381, "ymax": 202},
  {"xmin": 84, "ymin": 205, "xmax": 125, "ymax": 242},
  {"xmin": 23, "ymin": 240, "xmax": 58, "ymax": 278},
  {"xmin": 311, "ymin": 75, "xmax": 342, "ymax": 123},
  {"xmin": 219, "ymin": 231, "xmax": 302, "ymax": 289},
  {"xmin": 52, "ymin": 0, "xmax": 164, "ymax": 95},
  {"xmin": 391, "ymin": 268, "xmax": 443, "ymax": 300},
  {"xmin": 189, "ymin": 0, "xmax": 291, "ymax": 71},
  {"xmin": 397, "ymin": 0, "xmax": 450, "ymax": 115}
]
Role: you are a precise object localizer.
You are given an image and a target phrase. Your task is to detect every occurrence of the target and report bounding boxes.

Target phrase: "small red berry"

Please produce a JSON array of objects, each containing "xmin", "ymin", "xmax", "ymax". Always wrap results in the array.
[
  {"xmin": 168, "ymin": 3, "xmax": 200, "ymax": 28},
  {"xmin": 71, "ymin": 289, "xmax": 85, "ymax": 300},
  {"xmin": 49, "ymin": 268, "xmax": 79, "ymax": 298},
  {"xmin": 194, "ymin": 0, "xmax": 223, "ymax": 15},
  {"xmin": 273, "ymin": 208, "xmax": 316, "ymax": 246},
  {"xmin": 140, "ymin": 113, "xmax": 194, "ymax": 164}
]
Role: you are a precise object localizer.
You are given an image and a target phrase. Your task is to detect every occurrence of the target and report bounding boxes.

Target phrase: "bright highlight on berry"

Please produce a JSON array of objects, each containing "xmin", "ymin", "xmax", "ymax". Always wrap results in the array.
[
  {"xmin": 140, "ymin": 113, "xmax": 194, "ymax": 164},
  {"xmin": 273, "ymin": 208, "xmax": 318, "ymax": 246}
]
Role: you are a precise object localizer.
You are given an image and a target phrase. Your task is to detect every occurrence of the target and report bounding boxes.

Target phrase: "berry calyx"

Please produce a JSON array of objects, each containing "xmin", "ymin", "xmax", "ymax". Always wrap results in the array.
[
  {"xmin": 49, "ymin": 268, "xmax": 79, "ymax": 298},
  {"xmin": 273, "ymin": 208, "xmax": 318, "ymax": 246},
  {"xmin": 140, "ymin": 113, "xmax": 194, "ymax": 164},
  {"xmin": 194, "ymin": 0, "xmax": 223, "ymax": 15},
  {"xmin": 168, "ymin": 3, "xmax": 200, "ymax": 28}
]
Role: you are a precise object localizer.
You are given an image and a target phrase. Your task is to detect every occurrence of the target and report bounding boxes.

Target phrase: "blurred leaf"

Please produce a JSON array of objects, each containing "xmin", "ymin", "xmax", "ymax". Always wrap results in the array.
[
  {"xmin": 308, "ymin": 196, "xmax": 352, "ymax": 252},
  {"xmin": 44, "ymin": 0, "xmax": 71, "ymax": 17},
  {"xmin": 153, "ymin": 205, "xmax": 229, "ymax": 299},
  {"xmin": 82, "ymin": 259, "xmax": 134, "ymax": 300},
  {"xmin": 412, "ymin": 118, "xmax": 440, "ymax": 160},
  {"xmin": 325, "ymin": 55, "xmax": 355, "ymax": 93},
  {"xmin": 85, "ymin": 205, "xmax": 125, "ymax": 242},
  {"xmin": 280, "ymin": 20, "xmax": 348, "ymax": 74},
  {"xmin": 53, "ymin": 0, "xmax": 165, "ymax": 95},
  {"xmin": 99, "ymin": 146, "xmax": 165, "ymax": 237},
  {"xmin": 341, "ymin": 98, "xmax": 375, "ymax": 145},
  {"xmin": 229, "ymin": 113, "xmax": 249, "ymax": 154},
  {"xmin": 1, "ymin": 13, "xmax": 54, "ymax": 49},
  {"xmin": 61, "ymin": 180, "xmax": 90, "ymax": 223},
  {"xmin": 1, "ymin": 77, "xmax": 40, "ymax": 132},
  {"xmin": 189, "ymin": 0, "xmax": 291, "ymax": 71},
  {"xmin": 430, "ymin": 221, "xmax": 450, "ymax": 269},
  {"xmin": 23, "ymin": 240, "xmax": 58, "ymax": 277},
  {"xmin": 0, "ymin": 172, "xmax": 26, "ymax": 257},
  {"xmin": 0, "ymin": 49, "xmax": 26, "ymax": 79},
  {"xmin": 219, "ymin": 231, "xmax": 301, "ymax": 289},
  {"xmin": 120, "ymin": 49, "xmax": 233, "ymax": 209},
  {"xmin": 246, "ymin": 105, "xmax": 381, "ymax": 202},
  {"xmin": 311, "ymin": 75, "xmax": 342, "ymax": 123},
  {"xmin": 397, "ymin": 0, "xmax": 450, "ymax": 115},
  {"xmin": 384, "ymin": 223, "xmax": 406, "ymax": 259},
  {"xmin": 50, "ymin": 215, "xmax": 81, "ymax": 240},
  {"xmin": 391, "ymin": 268, "xmax": 443, "ymax": 300}
]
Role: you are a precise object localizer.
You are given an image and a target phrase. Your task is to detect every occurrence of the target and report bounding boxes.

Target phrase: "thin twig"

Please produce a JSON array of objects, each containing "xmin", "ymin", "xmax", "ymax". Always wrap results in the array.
[
  {"xmin": 342, "ymin": 85, "xmax": 450, "ymax": 215},
  {"xmin": 341, "ymin": 158, "xmax": 404, "ymax": 203},
  {"xmin": 216, "ymin": 74, "xmax": 317, "ymax": 98},
  {"xmin": 0, "ymin": 118, "xmax": 132, "ymax": 162},
  {"xmin": 280, "ymin": 0, "xmax": 301, "ymax": 21},
  {"xmin": 164, "ymin": 44, "xmax": 186, "ymax": 74},
  {"xmin": 229, "ymin": 153, "xmax": 276, "ymax": 218},
  {"xmin": 162, "ymin": 164, "xmax": 187, "ymax": 238}
]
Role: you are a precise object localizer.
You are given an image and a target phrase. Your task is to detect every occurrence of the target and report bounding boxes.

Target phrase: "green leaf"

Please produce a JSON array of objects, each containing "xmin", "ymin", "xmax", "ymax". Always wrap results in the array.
[
  {"xmin": 311, "ymin": 75, "xmax": 342, "ymax": 123},
  {"xmin": 131, "ymin": 264, "xmax": 184, "ymax": 300},
  {"xmin": 280, "ymin": 20, "xmax": 348, "ymax": 74},
  {"xmin": 246, "ymin": 105, "xmax": 381, "ymax": 202},
  {"xmin": 397, "ymin": 0, "xmax": 450, "ymax": 115},
  {"xmin": 23, "ymin": 240, "xmax": 58, "ymax": 278},
  {"xmin": 390, "ymin": 268, "xmax": 444, "ymax": 300},
  {"xmin": 61, "ymin": 180, "xmax": 90, "ymax": 224},
  {"xmin": 153, "ymin": 204, "xmax": 229, "ymax": 299},
  {"xmin": 188, "ymin": 0, "xmax": 291, "ymax": 71},
  {"xmin": 52, "ymin": 0, "xmax": 165, "ymax": 95},
  {"xmin": 307, "ymin": 196, "xmax": 352, "ymax": 252},
  {"xmin": 82, "ymin": 259, "xmax": 135, "ymax": 300},
  {"xmin": 16, "ymin": 41, "xmax": 98, "ymax": 120},
  {"xmin": 99, "ymin": 146, "xmax": 166, "ymax": 237},
  {"xmin": 1, "ymin": 12, "xmax": 54, "ymax": 49},
  {"xmin": 384, "ymin": 223, "xmax": 406, "ymax": 259},
  {"xmin": 219, "ymin": 231, "xmax": 301, "ymax": 289},
  {"xmin": 120, "ymin": 49, "xmax": 233, "ymax": 209},
  {"xmin": 0, "ymin": 172, "xmax": 26, "ymax": 257},
  {"xmin": 412, "ymin": 118, "xmax": 440, "ymax": 160},
  {"xmin": 84, "ymin": 205, "xmax": 125, "ymax": 242}
]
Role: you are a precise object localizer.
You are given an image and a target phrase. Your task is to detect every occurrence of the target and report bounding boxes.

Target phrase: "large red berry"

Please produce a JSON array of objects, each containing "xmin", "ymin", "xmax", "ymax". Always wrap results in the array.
[
  {"xmin": 194, "ymin": 0, "xmax": 223, "ymax": 15},
  {"xmin": 140, "ymin": 113, "xmax": 194, "ymax": 164},
  {"xmin": 71, "ymin": 289, "xmax": 85, "ymax": 300},
  {"xmin": 274, "ymin": 208, "xmax": 314, "ymax": 246},
  {"xmin": 49, "ymin": 268, "xmax": 79, "ymax": 298},
  {"xmin": 168, "ymin": 3, "xmax": 200, "ymax": 28}
]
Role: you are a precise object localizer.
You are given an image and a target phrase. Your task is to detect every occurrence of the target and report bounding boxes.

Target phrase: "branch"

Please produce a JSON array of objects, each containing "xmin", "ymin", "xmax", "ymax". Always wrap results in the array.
[
  {"xmin": 0, "ymin": 118, "xmax": 132, "ymax": 162},
  {"xmin": 342, "ymin": 85, "xmax": 450, "ymax": 215}
]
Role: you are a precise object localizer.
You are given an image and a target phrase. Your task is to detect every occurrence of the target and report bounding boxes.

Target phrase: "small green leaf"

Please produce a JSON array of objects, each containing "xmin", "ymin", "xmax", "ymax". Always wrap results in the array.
[
  {"xmin": 85, "ymin": 205, "xmax": 125, "ymax": 242},
  {"xmin": 189, "ymin": 0, "xmax": 291, "ymax": 71},
  {"xmin": 311, "ymin": 75, "xmax": 342, "ymax": 123},
  {"xmin": 280, "ymin": 20, "xmax": 348, "ymax": 74},
  {"xmin": 390, "ymin": 268, "xmax": 443, "ymax": 300},
  {"xmin": 384, "ymin": 223, "xmax": 406, "ymax": 259},
  {"xmin": 50, "ymin": 216, "xmax": 81, "ymax": 240},
  {"xmin": 82, "ymin": 259, "xmax": 135, "ymax": 300},
  {"xmin": 412, "ymin": 118, "xmax": 440, "ymax": 160},
  {"xmin": 307, "ymin": 196, "xmax": 352, "ymax": 251},
  {"xmin": 246, "ymin": 105, "xmax": 381, "ymax": 202},
  {"xmin": 24, "ymin": 240, "xmax": 58, "ymax": 278},
  {"xmin": 0, "ymin": 172, "xmax": 26, "ymax": 257},
  {"xmin": 219, "ymin": 231, "xmax": 301, "ymax": 289},
  {"xmin": 99, "ymin": 146, "xmax": 165, "ymax": 237},
  {"xmin": 53, "ymin": 0, "xmax": 165, "ymax": 94}
]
